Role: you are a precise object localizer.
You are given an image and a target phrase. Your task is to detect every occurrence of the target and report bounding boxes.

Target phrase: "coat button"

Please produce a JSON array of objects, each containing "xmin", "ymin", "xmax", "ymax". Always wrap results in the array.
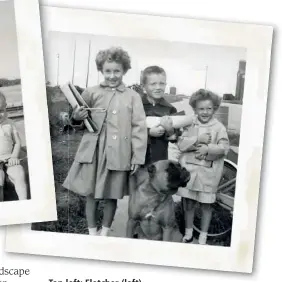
[
  {"xmin": 112, "ymin": 110, "xmax": 117, "ymax": 114},
  {"xmin": 112, "ymin": 135, "xmax": 117, "ymax": 140}
]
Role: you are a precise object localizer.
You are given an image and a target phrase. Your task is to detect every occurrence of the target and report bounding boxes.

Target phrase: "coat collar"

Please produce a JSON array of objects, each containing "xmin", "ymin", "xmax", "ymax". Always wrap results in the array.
[
  {"xmin": 100, "ymin": 81, "xmax": 126, "ymax": 92},
  {"xmin": 142, "ymin": 94, "xmax": 174, "ymax": 108}
]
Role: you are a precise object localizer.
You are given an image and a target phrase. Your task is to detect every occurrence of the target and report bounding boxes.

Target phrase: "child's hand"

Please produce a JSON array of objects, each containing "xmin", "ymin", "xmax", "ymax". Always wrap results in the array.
[
  {"xmin": 7, "ymin": 157, "xmax": 20, "ymax": 167},
  {"xmin": 195, "ymin": 144, "xmax": 208, "ymax": 160},
  {"xmin": 197, "ymin": 133, "xmax": 211, "ymax": 144},
  {"xmin": 166, "ymin": 133, "xmax": 177, "ymax": 141},
  {"xmin": 149, "ymin": 126, "xmax": 165, "ymax": 137},
  {"xmin": 72, "ymin": 105, "xmax": 89, "ymax": 121},
  {"xmin": 130, "ymin": 164, "xmax": 140, "ymax": 175},
  {"xmin": 160, "ymin": 116, "xmax": 173, "ymax": 132}
]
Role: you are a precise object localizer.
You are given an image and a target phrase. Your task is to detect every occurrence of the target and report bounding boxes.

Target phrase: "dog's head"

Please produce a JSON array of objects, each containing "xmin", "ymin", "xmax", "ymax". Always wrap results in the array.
[{"xmin": 147, "ymin": 160, "xmax": 190, "ymax": 195}]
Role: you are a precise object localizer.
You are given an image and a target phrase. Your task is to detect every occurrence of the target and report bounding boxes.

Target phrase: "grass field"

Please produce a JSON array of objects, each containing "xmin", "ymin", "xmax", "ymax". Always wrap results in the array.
[{"xmin": 31, "ymin": 132, "xmax": 106, "ymax": 234}]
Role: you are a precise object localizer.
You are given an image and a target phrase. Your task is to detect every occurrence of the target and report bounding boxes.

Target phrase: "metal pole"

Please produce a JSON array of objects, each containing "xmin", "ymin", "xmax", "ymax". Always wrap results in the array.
[
  {"xmin": 56, "ymin": 54, "xmax": 60, "ymax": 86},
  {"xmin": 71, "ymin": 40, "xmax": 76, "ymax": 84},
  {"xmin": 204, "ymin": 65, "xmax": 208, "ymax": 89},
  {"xmin": 85, "ymin": 40, "xmax": 91, "ymax": 88}
]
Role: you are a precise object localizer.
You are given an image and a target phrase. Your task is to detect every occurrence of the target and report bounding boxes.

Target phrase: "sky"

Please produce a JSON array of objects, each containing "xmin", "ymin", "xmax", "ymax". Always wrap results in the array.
[
  {"xmin": 46, "ymin": 31, "xmax": 246, "ymax": 96},
  {"xmin": 0, "ymin": 0, "xmax": 20, "ymax": 79}
]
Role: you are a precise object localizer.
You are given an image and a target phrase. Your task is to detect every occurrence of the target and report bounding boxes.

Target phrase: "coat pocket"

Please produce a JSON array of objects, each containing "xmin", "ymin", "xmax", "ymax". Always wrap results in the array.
[
  {"xmin": 74, "ymin": 111, "xmax": 107, "ymax": 163},
  {"xmin": 201, "ymin": 165, "xmax": 219, "ymax": 193},
  {"xmin": 75, "ymin": 132, "xmax": 99, "ymax": 163}
]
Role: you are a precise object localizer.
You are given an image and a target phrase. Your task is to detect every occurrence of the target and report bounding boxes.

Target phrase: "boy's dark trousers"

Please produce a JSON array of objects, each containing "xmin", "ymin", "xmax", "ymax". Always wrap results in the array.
[
  {"xmin": 145, "ymin": 130, "xmax": 180, "ymax": 165},
  {"xmin": 146, "ymin": 138, "xmax": 169, "ymax": 165}
]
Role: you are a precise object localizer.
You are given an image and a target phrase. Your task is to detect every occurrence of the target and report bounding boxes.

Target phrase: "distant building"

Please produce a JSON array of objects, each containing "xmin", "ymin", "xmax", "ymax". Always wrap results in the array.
[
  {"xmin": 223, "ymin": 93, "xmax": 235, "ymax": 100},
  {"xmin": 169, "ymin": 86, "xmax": 177, "ymax": 95},
  {"xmin": 235, "ymin": 60, "xmax": 246, "ymax": 101}
]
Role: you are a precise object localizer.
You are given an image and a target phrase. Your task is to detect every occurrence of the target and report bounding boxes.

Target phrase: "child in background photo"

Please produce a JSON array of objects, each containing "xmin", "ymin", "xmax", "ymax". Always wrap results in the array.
[
  {"xmin": 141, "ymin": 66, "xmax": 179, "ymax": 165},
  {"xmin": 0, "ymin": 91, "xmax": 27, "ymax": 201},
  {"xmin": 177, "ymin": 89, "xmax": 229, "ymax": 245},
  {"xmin": 63, "ymin": 47, "xmax": 147, "ymax": 236}
]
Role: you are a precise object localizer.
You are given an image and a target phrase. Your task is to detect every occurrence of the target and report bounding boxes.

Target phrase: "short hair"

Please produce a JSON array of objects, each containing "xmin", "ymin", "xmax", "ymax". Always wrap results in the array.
[
  {"xmin": 95, "ymin": 47, "xmax": 131, "ymax": 73},
  {"xmin": 0, "ymin": 91, "xmax": 6, "ymax": 105},
  {"xmin": 189, "ymin": 89, "xmax": 221, "ymax": 111},
  {"xmin": 141, "ymin": 66, "xmax": 166, "ymax": 85}
]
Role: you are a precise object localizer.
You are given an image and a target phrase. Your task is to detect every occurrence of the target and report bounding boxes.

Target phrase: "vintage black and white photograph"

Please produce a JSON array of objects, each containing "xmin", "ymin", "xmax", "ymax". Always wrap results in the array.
[
  {"xmin": 0, "ymin": 0, "xmax": 56, "ymax": 225},
  {"xmin": 33, "ymin": 31, "xmax": 244, "ymax": 246},
  {"xmin": 6, "ymin": 6, "xmax": 272, "ymax": 273},
  {"xmin": 0, "ymin": 0, "xmax": 29, "ymax": 202}
]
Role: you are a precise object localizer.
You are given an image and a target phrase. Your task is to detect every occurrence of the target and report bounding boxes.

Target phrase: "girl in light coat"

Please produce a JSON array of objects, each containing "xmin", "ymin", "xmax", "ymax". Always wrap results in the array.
[
  {"xmin": 177, "ymin": 89, "xmax": 229, "ymax": 245},
  {"xmin": 63, "ymin": 47, "xmax": 147, "ymax": 236}
]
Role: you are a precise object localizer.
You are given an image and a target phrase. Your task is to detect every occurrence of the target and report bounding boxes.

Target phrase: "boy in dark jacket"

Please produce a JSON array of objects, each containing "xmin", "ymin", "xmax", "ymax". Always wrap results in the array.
[{"xmin": 141, "ymin": 66, "xmax": 179, "ymax": 164}]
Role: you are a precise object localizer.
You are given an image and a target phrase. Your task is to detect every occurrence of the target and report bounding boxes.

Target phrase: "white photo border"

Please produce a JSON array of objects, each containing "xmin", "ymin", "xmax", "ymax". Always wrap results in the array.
[
  {"xmin": 0, "ymin": 0, "xmax": 56, "ymax": 225},
  {"xmin": 5, "ymin": 6, "xmax": 273, "ymax": 273}
]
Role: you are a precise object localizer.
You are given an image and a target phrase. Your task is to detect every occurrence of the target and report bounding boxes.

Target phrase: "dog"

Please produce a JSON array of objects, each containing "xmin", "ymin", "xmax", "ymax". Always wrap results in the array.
[{"xmin": 127, "ymin": 160, "xmax": 190, "ymax": 242}]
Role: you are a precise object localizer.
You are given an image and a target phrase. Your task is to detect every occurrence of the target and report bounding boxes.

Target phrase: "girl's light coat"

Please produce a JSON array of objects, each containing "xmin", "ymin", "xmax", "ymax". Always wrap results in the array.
[
  {"xmin": 177, "ymin": 117, "xmax": 230, "ymax": 194},
  {"xmin": 73, "ymin": 83, "xmax": 148, "ymax": 171}
]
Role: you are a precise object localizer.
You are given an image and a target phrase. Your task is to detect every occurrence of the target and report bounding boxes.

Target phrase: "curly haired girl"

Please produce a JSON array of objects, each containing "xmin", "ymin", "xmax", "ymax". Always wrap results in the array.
[
  {"xmin": 177, "ymin": 89, "xmax": 230, "ymax": 244},
  {"xmin": 63, "ymin": 47, "xmax": 147, "ymax": 236}
]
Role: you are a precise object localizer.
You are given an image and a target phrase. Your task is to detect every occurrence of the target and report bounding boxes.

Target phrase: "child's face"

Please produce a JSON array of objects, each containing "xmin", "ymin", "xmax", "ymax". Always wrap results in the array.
[
  {"xmin": 0, "ymin": 99, "xmax": 7, "ymax": 124},
  {"xmin": 143, "ymin": 73, "xmax": 166, "ymax": 100},
  {"xmin": 194, "ymin": 99, "xmax": 215, "ymax": 124},
  {"xmin": 102, "ymin": 61, "xmax": 124, "ymax": 88}
]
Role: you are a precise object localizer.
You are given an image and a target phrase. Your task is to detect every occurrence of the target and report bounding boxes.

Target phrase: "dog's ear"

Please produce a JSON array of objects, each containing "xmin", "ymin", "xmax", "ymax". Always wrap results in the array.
[
  {"xmin": 166, "ymin": 162, "xmax": 181, "ymax": 180},
  {"xmin": 167, "ymin": 162, "xmax": 178, "ymax": 173},
  {"xmin": 147, "ymin": 164, "xmax": 156, "ymax": 178},
  {"xmin": 168, "ymin": 162, "xmax": 175, "ymax": 169}
]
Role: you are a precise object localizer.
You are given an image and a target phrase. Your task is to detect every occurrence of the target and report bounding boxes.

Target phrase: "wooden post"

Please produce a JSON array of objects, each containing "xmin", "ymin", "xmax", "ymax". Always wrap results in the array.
[
  {"xmin": 56, "ymin": 54, "xmax": 60, "ymax": 86},
  {"xmin": 204, "ymin": 65, "xmax": 208, "ymax": 89},
  {"xmin": 71, "ymin": 40, "xmax": 76, "ymax": 84},
  {"xmin": 85, "ymin": 40, "xmax": 91, "ymax": 88}
]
